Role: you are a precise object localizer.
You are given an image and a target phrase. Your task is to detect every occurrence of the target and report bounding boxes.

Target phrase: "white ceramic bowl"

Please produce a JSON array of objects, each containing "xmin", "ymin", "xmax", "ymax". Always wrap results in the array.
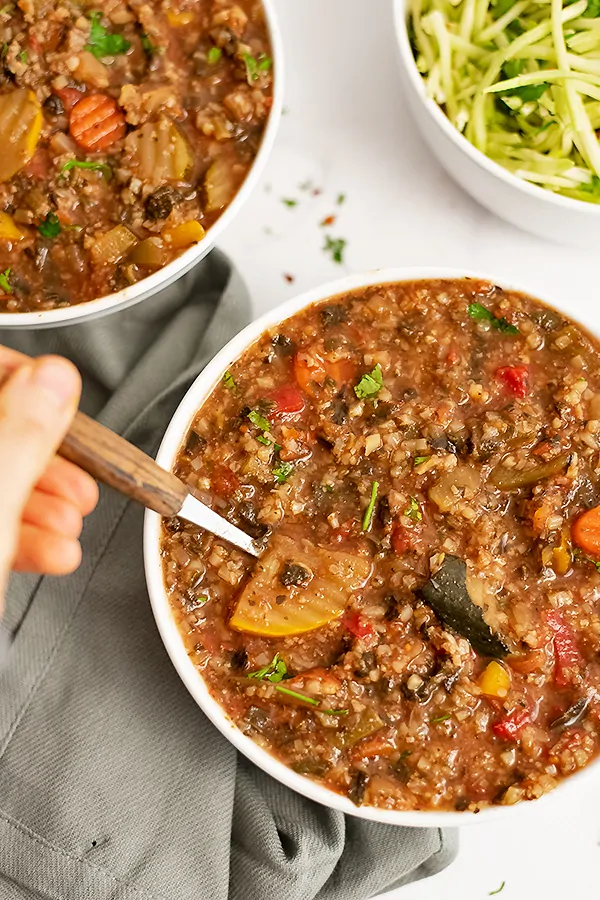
[
  {"xmin": 1, "ymin": 0, "xmax": 283, "ymax": 330},
  {"xmin": 393, "ymin": 0, "xmax": 600, "ymax": 248},
  {"xmin": 144, "ymin": 266, "xmax": 600, "ymax": 826}
]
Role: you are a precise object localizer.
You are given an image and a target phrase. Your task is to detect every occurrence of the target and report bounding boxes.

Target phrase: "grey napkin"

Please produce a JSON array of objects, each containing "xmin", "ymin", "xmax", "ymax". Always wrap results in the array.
[{"xmin": 0, "ymin": 251, "xmax": 457, "ymax": 900}]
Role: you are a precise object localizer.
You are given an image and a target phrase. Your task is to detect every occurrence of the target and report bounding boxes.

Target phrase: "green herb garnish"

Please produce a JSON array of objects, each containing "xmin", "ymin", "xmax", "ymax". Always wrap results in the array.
[
  {"xmin": 86, "ymin": 12, "xmax": 131, "ymax": 58},
  {"xmin": 404, "ymin": 497, "xmax": 422, "ymax": 521},
  {"xmin": 207, "ymin": 46, "xmax": 222, "ymax": 64},
  {"xmin": 273, "ymin": 461, "xmax": 293, "ymax": 483},
  {"xmin": 320, "ymin": 708, "xmax": 349, "ymax": 716},
  {"xmin": 256, "ymin": 434, "xmax": 271, "ymax": 446},
  {"xmin": 247, "ymin": 653, "xmax": 287, "ymax": 683},
  {"xmin": 489, "ymin": 882, "xmax": 506, "ymax": 896},
  {"xmin": 222, "ymin": 370, "xmax": 237, "ymax": 391},
  {"xmin": 323, "ymin": 235, "xmax": 346, "ymax": 264},
  {"xmin": 362, "ymin": 481, "xmax": 379, "ymax": 532},
  {"xmin": 275, "ymin": 685, "xmax": 319, "ymax": 706},
  {"xmin": 430, "ymin": 713, "xmax": 452, "ymax": 723},
  {"xmin": 414, "ymin": 456, "xmax": 430, "ymax": 466},
  {"xmin": 197, "ymin": 595, "xmax": 209, "ymax": 606},
  {"xmin": 467, "ymin": 302, "xmax": 519, "ymax": 335},
  {"xmin": 0, "ymin": 267, "xmax": 12, "ymax": 294},
  {"xmin": 60, "ymin": 159, "xmax": 112, "ymax": 178},
  {"xmin": 248, "ymin": 409, "xmax": 271, "ymax": 432},
  {"xmin": 354, "ymin": 364, "xmax": 383, "ymax": 400},
  {"xmin": 336, "ymin": 193, "xmax": 346, "ymax": 205},
  {"xmin": 18, "ymin": 49, "xmax": 28, "ymax": 65},
  {"xmin": 244, "ymin": 52, "xmax": 271, "ymax": 81},
  {"xmin": 37, "ymin": 212, "xmax": 61, "ymax": 239},
  {"xmin": 141, "ymin": 32, "xmax": 158, "ymax": 55},
  {"xmin": 282, "ymin": 198, "xmax": 297, "ymax": 208}
]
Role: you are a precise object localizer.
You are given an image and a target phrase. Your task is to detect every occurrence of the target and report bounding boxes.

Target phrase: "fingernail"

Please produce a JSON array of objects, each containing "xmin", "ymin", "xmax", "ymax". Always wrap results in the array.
[{"xmin": 31, "ymin": 359, "xmax": 79, "ymax": 409}]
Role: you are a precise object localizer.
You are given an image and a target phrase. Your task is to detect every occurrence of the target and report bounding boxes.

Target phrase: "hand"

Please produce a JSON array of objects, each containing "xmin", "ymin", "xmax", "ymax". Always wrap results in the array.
[{"xmin": 0, "ymin": 347, "xmax": 98, "ymax": 610}]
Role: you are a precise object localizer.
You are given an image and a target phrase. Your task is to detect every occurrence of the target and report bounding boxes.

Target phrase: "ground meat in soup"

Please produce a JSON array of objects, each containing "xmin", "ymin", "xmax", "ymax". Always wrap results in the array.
[
  {"xmin": 0, "ymin": 0, "xmax": 272, "ymax": 312},
  {"xmin": 161, "ymin": 278, "xmax": 600, "ymax": 813}
]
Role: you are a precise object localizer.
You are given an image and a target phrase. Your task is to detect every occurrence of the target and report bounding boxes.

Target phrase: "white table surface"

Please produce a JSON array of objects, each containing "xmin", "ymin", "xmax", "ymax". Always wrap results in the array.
[{"xmin": 219, "ymin": 0, "xmax": 600, "ymax": 896}]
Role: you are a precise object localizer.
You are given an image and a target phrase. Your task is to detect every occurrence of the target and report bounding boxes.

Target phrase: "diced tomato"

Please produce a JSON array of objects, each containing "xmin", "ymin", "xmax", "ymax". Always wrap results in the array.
[
  {"xmin": 495, "ymin": 364, "xmax": 529, "ymax": 399},
  {"xmin": 56, "ymin": 87, "xmax": 85, "ymax": 112},
  {"xmin": 446, "ymin": 346, "xmax": 460, "ymax": 367},
  {"xmin": 392, "ymin": 522, "xmax": 411, "ymax": 555},
  {"xmin": 493, "ymin": 706, "xmax": 532, "ymax": 740},
  {"xmin": 294, "ymin": 348, "xmax": 355, "ymax": 397},
  {"xmin": 211, "ymin": 464, "xmax": 239, "ymax": 498},
  {"xmin": 342, "ymin": 611, "xmax": 374, "ymax": 639},
  {"xmin": 331, "ymin": 519, "xmax": 356, "ymax": 543},
  {"xmin": 545, "ymin": 609, "xmax": 581, "ymax": 686},
  {"xmin": 269, "ymin": 384, "xmax": 305, "ymax": 418}
]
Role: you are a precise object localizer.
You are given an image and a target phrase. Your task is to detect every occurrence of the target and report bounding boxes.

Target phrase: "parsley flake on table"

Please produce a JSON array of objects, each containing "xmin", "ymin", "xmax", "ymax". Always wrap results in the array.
[
  {"xmin": 282, "ymin": 198, "xmax": 298, "ymax": 207},
  {"xmin": 248, "ymin": 409, "xmax": 271, "ymax": 432},
  {"xmin": 37, "ymin": 212, "xmax": 61, "ymax": 239},
  {"xmin": 467, "ymin": 302, "xmax": 519, "ymax": 335},
  {"xmin": 489, "ymin": 882, "xmax": 506, "ymax": 896},
  {"xmin": 247, "ymin": 653, "xmax": 287, "ymax": 683},
  {"xmin": 323, "ymin": 235, "xmax": 346, "ymax": 264},
  {"xmin": 362, "ymin": 481, "xmax": 379, "ymax": 532},
  {"xmin": 0, "ymin": 267, "xmax": 12, "ymax": 294},
  {"xmin": 273, "ymin": 461, "xmax": 293, "ymax": 483},
  {"xmin": 207, "ymin": 46, "xmax": 222, "ymax": 64},
  {"xmin": 354, "ymin": 364, "xmax": 383, "ymax": 400},
  {"xmin": 60, "ymin": 159, "xmax": 112, "ymax": 178},
  {"xmin": 404, "ymin": 497, "xmax": 422, "ymax": 521},
  {"xmin": 86, "ymin": 12, "xmax": 131, "ymax": 59},
  {"xmin": 336, "ymin": 193, "xmax": 346, "ymax": 205}
]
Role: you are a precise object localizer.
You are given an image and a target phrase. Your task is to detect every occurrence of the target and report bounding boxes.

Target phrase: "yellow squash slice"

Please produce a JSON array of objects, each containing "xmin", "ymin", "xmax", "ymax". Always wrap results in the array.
[
  {"xmin": 127, "ymin": 118, "xmax": 192, "ymax": 182},
  {"xmin": 230, "ymin": 535, "xmax": 372, "ymax": 637},
  {"xmin": 0, "ymin": 88, "xmax": 42, "ymax": 182}
]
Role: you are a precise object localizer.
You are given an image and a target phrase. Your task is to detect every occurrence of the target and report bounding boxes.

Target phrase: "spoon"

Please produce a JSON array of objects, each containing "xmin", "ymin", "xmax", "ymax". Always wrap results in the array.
[{"xmin": 60, "ymin": 411, "xmax": 261, "ymax": 557}]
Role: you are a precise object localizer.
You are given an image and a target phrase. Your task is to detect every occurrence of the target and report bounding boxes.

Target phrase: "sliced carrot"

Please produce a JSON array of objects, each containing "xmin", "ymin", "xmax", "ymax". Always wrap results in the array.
[
  {"xmin": 70, "ymin": 94, "xmax": 126, "ymax": 152},
  {"xmin": 572, "ymin": 506, "xmax": 600, "ymax": 557}
]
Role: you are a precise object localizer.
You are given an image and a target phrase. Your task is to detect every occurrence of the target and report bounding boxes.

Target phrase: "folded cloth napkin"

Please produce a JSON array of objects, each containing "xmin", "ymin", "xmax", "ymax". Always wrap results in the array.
[{"xmin": 0, "ymin": 251, "xmax": 457, "ymax": 900}]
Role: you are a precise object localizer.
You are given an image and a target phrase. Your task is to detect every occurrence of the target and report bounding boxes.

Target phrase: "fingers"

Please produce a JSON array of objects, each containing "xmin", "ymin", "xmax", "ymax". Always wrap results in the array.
[
  {"xmin": 13, "ymin": 524, "xmax": 82, "ymax": 576},
  {"xmin": 0, "ymin": 356, "xmax": 81, "ymax": 593},
  {"xmin": 37, "ymin": 457, "xmax": 99, "ymax": 516},
  {"xmin": 22, "ymin": 490, "xmax": 84, "ymax": 540}
]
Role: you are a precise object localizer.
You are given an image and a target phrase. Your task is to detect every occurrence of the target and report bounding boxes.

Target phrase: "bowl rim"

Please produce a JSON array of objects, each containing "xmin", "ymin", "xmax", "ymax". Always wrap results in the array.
[
  {"xmin": 392, "ymin": 0, "xmax": 600, "ymax": 219},
  {"xmin": 0, "ymin": 0, "xmax": 284, "ymax": 329},
  {"xmin": 144, "ymin": 265, "xmax": 600, "ymax": 827}
]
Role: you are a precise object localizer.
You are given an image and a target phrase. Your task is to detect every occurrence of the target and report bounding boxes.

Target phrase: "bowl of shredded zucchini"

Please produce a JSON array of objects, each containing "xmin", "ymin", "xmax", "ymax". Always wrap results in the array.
[{"xmin": 394, "ymin": 0, "xmax": 600, "ymax": 245}]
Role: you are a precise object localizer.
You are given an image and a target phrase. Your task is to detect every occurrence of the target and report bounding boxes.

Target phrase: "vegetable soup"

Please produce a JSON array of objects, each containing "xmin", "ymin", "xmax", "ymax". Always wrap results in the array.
[
  {"xmin": 0, "ymin": 0, "xmax": 273, "ymax": 311},
  {"xmin": 161, "ymin": 278, "xmax": 600, "ymax": 812}
]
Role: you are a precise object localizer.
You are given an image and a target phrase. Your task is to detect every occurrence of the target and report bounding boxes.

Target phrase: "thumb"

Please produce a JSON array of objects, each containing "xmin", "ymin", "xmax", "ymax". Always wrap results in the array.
[{"xmin": 0, "ymin": 356, "xmax": 81, "ymax": 594}]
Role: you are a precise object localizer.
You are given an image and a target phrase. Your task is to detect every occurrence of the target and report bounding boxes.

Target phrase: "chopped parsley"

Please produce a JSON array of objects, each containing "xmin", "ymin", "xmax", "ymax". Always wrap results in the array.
[
  {"xmin": 222, "ymin": 370, "xmax": 237, "ymax": 391},
  {"xmin": 430, "ymin": 713, "xmax": 452, "ymax": 723},
  {"xmin": 489, "ymin": 882, "xmax": 506, "ymax": 896},
  {"xmin": 273, "ymin": 461, "xmax": 294, "ymax": 483},
  {"xmin": 362, "ymin": 481, "xmax": 379, "ymax": 532},
  {"xmin": 320, "ymin": 708, "xmax": 349, "ymax": 716},
  {"xmin": 18, "ymin": 49, "xmax": 28, "ymax": 65},
  {"xmin": 0, "ymin": 267, "xmax": 12, "ymax": 294},
  {"xmin": 256, "ymin": 434, "xmax": 271, "ymax": 446},
  {"xmin": 282, "ymin": 198, "xmax": 297, "ymax": 207},
  {"xmin": 86, "ymin": 12, "xmax": 131, "ymax": 59},
  {"xmin": 247, "ymin": 409, "xmax": 271, "ymax": 432},
  {"xmin": 275, "ymin": 685, "xmax": 319, "ymax": 706},
  {"xmin": 60, "ymin": 159, "xmax": 112, "ymax": 178},
  {"xmin": 573, "ymin": 549, "xmax": 600, "ymax": 572},
  {"xmin": 207, "ymin": 46, "xmax": 222, "ymax": 64},
  {"xmin": 197, "ymin": 595, "xmax": 209, "ymax": 606},
  {"xmin": 37, "ymin": 212, "xmax": 61, "ymax": 239},
  {"xmin": 404, "ymin": 497, "xmax": 422, "ymax": 521},
  {"xmin": 141, "ymin": 32, "xmax": 158, "ymax": 55},
  {"xmin": 244, "ymin": 51, "xmax": 272, "ymax": 81},
  {"xmin": 323, "ymin": 235, "xmax": 346, "ymax": 264},
  {"xmin": 354, "ymin": 364, "xmax": 383, "ymax": 400},
  {"xmin": 336, "ymin": 193, "xmax": 346, "ymax": 205},
  {"xmin": 467, "ymin": 302, "xmax": 519, "ymax": 335},
  {"xmin": 248, "ymin": 653, "xmax": 287, "ymax": 683},
  {"xmin": 413, "ymin": 455, "xmax": 430, "ymax": 466}
]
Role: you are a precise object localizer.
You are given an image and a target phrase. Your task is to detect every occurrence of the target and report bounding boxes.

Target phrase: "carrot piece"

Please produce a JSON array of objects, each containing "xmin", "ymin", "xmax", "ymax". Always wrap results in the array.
[
  {"xmin": 572, "ymin": 506, "xmax": 600, "ymax": 557},
  {"xmin": 69, "ymin": 94, "xmax": 126, "ymax": 152},
  {"xmin": 294, "ymin": 348, "xmax": 355, "ymax": 397}
]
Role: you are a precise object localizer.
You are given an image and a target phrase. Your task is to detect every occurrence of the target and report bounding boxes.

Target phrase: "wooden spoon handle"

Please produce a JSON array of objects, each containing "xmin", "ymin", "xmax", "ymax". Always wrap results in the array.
[{"xmin": 60, "ymin": 412, "xmax": 187, "ymax": 518}]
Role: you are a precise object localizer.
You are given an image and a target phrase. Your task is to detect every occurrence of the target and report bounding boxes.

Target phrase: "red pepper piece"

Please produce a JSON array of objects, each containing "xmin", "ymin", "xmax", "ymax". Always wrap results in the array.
[
  {"xmin": 392, "ymin": 522, "xmax": 411, "ymax": 555},
  {"xmin": 342, "ymin": 611, "xmax": 374, "ymax": 639},
  {"xmin": 493, "ymin": 707, "xmax": 531, "ymax": 740},
  {"xmin": 495, "ymin": 364, "xmax": 529, "ymax": 399},
  {"xmin": 545, "ymin": 609, "xmax": 581, "ymax": 686},
  {"xmin": 269, "ymin": 384, "xmax": 305, "ymax": 418}
]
